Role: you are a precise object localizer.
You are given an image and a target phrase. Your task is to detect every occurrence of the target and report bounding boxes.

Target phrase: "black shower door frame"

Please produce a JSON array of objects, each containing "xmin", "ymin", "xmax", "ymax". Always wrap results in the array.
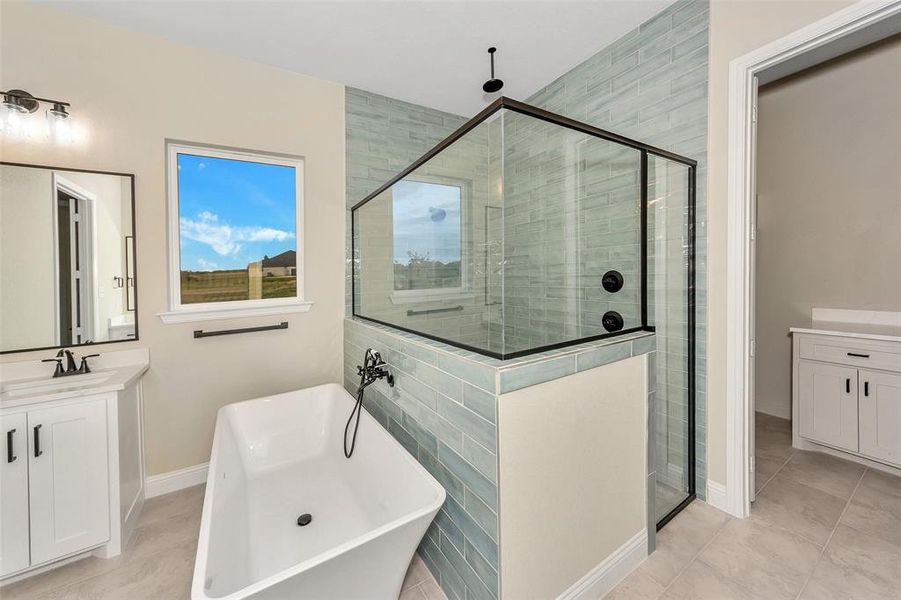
[{"xmin": 350, "ymin": 97, "xmax": 697, "ymax": 525}]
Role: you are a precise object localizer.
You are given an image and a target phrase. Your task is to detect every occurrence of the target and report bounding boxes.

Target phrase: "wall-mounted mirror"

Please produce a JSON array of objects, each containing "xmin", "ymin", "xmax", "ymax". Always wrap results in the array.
[{"xmin": 0, "ymin": 162, "xmax": 137, "ymax": 353}]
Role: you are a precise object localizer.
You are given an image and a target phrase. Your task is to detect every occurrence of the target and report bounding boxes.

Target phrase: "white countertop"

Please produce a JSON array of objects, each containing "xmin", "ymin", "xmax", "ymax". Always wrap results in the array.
[
  {"xmin": 790, "ymin": 320, "xmax": 901, "ymax": 343},
  {"xmin": 0, "ymin": 348, "xmax": 149, "ymax": 409}
]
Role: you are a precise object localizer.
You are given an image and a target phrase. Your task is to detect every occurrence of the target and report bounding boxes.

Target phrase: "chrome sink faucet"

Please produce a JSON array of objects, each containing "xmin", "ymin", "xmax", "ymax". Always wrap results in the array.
[{"xmin": 42, "ymin": 350, "xmax": 100, "ymax": 378}]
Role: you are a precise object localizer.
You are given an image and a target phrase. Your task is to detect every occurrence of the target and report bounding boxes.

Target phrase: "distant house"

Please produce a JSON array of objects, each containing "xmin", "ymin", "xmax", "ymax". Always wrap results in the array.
[{"xmin": 259, "ymin": 250, "xmax": 296, "ymax": 277}]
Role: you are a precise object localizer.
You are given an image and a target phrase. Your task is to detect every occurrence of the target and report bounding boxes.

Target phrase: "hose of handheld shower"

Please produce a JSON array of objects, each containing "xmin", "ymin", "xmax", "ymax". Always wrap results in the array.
[
  {"xmin": 344, "ymin": 376, "xmax": 368, "ymax": 458},
  {"xmin": 344, "ymin": 349, "xmax": 393, "ymax": 458}
]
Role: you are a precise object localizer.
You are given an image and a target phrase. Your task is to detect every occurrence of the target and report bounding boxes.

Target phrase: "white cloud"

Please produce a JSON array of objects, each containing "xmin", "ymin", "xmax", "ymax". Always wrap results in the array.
[
  {"xmin": 180, "ymin": 211, "xmax": 294, "ymax": 256},
  {"xmin": 195, "ymin": 258, "xmax": 218, "ymax": 271}
]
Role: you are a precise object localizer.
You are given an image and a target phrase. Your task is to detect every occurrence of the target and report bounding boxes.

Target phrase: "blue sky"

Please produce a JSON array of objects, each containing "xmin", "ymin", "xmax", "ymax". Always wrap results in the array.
[
  {"xmin": 392, "ymin": 180, "xmax": 461, "ymax": 264},
  {"xmin": 177, "ymin": 153, "xmax": 296, "ymax": 271}
]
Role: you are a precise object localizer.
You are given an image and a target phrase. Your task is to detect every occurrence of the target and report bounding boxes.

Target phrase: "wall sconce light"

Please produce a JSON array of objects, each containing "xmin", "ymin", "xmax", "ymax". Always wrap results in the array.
[{"xmin": 1, "ymin": 89, "xmax": 74, "ymax": 142}]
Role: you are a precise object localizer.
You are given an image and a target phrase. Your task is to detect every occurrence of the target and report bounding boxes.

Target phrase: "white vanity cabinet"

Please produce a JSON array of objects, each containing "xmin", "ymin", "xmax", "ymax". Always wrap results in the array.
[
  {"xmin": 0, "ymin": 413, "xmax": 30, "ymax": 577},
  {"xmin": 1, "ymin": 396, "xmax": 111, "ymax": 577},
  {"xmin": 797, "ymin": 360, "xmax": 859, "ymax": 452},
  {"xmin": 858, "ymin": 370, "xmax": 901, "ymax": 465},
  {"xmin": 0, "ymin": 350, "xmax": 148, "ymax": 581},
  {"xmin": 27, "ymin": 397, "xmax": 110, "ymax": 566},
  {"xmin": 793, "ymin": 322, "xmax": 901, "ymax": 472}
]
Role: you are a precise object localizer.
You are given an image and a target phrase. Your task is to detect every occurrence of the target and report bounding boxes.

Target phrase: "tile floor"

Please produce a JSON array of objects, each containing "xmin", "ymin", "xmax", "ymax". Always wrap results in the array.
[
  {"xmin": 1, "ymin": 484, "xmax": 446, "ymax": 600},
  {"xmin": 5, "ymin": 412, "xmax": 899, "ymax": 600},
  {"xmin": 605, "ymin": 412, "xmax": 901, "ymax": 600}
]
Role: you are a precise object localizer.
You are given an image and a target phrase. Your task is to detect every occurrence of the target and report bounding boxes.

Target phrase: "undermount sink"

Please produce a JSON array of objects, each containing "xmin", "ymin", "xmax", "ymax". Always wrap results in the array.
[{"xmin": 1, "ymin": 371, "xmax": 113, "ymax": 397}]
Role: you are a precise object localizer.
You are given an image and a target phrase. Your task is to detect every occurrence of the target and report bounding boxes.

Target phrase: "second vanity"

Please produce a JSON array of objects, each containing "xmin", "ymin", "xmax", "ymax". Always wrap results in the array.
[
  {"xmin": 791, "ymin": 309, "xmax": 901, "ymax": 474},
  {"xmin": 0, "ymin": 348, "xmax": 148, "ymax": 581}
]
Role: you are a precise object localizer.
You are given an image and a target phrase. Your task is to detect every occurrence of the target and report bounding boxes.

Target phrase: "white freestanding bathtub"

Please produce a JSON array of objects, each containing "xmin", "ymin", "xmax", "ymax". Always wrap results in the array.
[{"xmin": 192, "ymin": 383, "xmax": 446, "ymax": 600}]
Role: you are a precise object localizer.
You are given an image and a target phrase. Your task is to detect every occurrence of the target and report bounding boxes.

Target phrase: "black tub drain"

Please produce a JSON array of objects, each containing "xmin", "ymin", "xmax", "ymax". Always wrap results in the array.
[{"xmin": 297, "ymin": 513, "xmax": 312, "ymax": 526}]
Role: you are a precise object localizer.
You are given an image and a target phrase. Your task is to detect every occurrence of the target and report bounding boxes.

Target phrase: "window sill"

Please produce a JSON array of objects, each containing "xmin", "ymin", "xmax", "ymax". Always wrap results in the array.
[{"xmin": 157, "ymin": 299, "xmax": 313, "ymax": 324}]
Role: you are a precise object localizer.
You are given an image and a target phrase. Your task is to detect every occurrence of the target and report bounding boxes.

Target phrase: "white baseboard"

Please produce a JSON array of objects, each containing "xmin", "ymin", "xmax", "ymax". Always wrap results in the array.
[
  {"xmin": 705, "ymin": 480, "xmax": 729, "ymax": 514},
  {"xmin": 557, "ymin": 529, "xmax": 648, "ymax": 600},
  {"xmin": 145, "ymin": 463, "xmax": 208, "ymax": 498}
]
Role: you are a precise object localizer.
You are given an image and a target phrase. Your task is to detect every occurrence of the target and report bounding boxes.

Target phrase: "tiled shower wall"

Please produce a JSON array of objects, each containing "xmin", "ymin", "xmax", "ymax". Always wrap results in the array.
[
  {"xmin": 344, "ymin": 319, "xmax": 500, "ymax": 600},
  {"xmin": 345, "ymin": 90, "xmax": 501, "ymax": 599},
  {"xmin": 344, "ymin": 4, "xmax": 709, "ymax": 597},
  {"xmin": 500, "ymin": 110, "xmax": 645, "ymax": 353},
  {"xmin": 345, "ymin": 87, "xmax": 466, "ymax": 316},
  {"xmin": 351, "ymin": 114, "xmax": 498, "ymax": 350},
  {"xmin": 524, "ymin": 0, "xmax": 709, "ymax": 497}
]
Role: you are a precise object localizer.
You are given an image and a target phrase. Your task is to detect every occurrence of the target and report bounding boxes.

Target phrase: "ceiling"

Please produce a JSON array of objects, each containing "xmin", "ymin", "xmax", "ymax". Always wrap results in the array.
[{"xmin": 42, "ymin": 0, "xmax": 676, "ymax": 116}]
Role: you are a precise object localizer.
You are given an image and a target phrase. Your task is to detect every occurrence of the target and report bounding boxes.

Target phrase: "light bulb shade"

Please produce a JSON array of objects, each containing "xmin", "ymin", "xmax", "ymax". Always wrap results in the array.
[
  {"xmin": 2, "ymin": 96, "xmax": 29, "ymax": 114},
  {"xmin": 2, "ymin": 90, "xmax": 39, "ymax": 114},
  {"xmin": 1, "ymin": 105, "xmax": 23, "ymax": 136},
  {"xmin": 48, "ymin": 103, "xmax": 69, "ymax": 119},
  {"xmin": 46, "ymin": 106, "xmax": 72, "ymax": 141}
]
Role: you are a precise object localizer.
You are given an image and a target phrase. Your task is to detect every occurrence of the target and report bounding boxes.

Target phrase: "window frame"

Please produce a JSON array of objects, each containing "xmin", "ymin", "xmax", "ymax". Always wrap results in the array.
[
  {"xmin": 389, "ymin": 174, "xmax": 471, "ymax": 303},
  {"xmin": 159, "ymin": 141, "xmax": 310, "ymax": 324}
]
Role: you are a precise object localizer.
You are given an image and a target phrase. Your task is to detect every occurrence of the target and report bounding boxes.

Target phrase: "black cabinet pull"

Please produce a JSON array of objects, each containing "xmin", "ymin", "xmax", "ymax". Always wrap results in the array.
[
  {"xmin": 33, "ymin": 424, "xmax": 42, "ymax": 457},
  {"xmin": 847, "ymin": 352, "xmax": 870, "ymax": 359},
  {"xmin": 6, "ymin": 429, "xmax": 16, "ymax": 463},
  {"xmin": 846, "ymin": 378, "xmax": 851, "ymax": 394},
  {"xmin": 864, "ymin": 382, "xmax": 870, "ymax": 397}
]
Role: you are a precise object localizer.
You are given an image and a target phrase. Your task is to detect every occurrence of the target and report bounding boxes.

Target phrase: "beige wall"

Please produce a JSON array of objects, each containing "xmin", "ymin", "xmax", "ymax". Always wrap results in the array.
[
  {"xmin": 497, "ymin": 356, "xmax": 647, "ymax": 599},
  {"xmin": 0, "ymin": 3, "xmax": 346, "ymax": 476},
  {"xmin": 705, "ymin": 0, "xmax": 855, "ymax": 486},
  {"xmin": 0, "ymin": 166, "xmax": 56, "ymax": 349},
  {"xmin": 754, "ymin": 37, "xmax": 901, "ymax": 419}
]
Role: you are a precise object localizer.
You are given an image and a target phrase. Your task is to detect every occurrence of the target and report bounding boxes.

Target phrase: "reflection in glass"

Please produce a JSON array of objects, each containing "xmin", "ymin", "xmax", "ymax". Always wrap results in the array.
[
  {"xmin": 0, "ymin": 163, "xmax": 136, "ymax": 352},
  {"xmin": 392, "ymin": 180, "xmax": 463, "ymax": 292}
]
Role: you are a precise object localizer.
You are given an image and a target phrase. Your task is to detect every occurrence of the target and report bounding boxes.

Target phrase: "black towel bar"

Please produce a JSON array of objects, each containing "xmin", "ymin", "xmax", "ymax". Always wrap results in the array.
[
  {"xmin": 193, "ymin": 321, "xmax": 289, "ymax": 339},
  {"xmin": 407, "ymin": 306, "xmax": 464, "ymax": 317}
]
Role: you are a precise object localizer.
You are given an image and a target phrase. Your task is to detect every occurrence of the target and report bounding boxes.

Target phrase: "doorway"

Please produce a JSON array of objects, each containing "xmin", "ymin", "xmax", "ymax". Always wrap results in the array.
[
  {"xmin": 53, "ymin": 175, "xmax": 94, "ymax": 346},
  {"xmin": 726, "ymin": 0, "xmax": 901, "ymax": 517}
]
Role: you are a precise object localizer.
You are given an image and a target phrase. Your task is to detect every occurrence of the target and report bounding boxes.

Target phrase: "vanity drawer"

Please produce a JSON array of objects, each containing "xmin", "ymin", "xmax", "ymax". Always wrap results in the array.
[{"xmin": 799, "ymin": 335, "xmax": 901, "ymax": 373}]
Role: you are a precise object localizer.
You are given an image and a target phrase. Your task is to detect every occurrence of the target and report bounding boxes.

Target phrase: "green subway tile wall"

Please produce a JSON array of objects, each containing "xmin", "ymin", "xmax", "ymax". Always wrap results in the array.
[
  {"xmin": 344, "ymin": 318, "xmax": 499, "ymax": 600},
  {"xmin": 344, "ymin": 2, "xmax": 708, "ymax": 594},
  {"xmin": 343, "ymin": 318, "xmax": 655, "ymax": 600},
  {"xmin": 524, "ymin": 0, "xmax": 709, "ymax": 501}
]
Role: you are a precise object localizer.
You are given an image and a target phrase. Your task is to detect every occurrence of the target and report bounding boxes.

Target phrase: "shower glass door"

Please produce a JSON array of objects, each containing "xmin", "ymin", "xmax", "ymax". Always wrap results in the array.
[{"xmin": 647, "ymin": 155, "xmax": 695, "ymax": 525}]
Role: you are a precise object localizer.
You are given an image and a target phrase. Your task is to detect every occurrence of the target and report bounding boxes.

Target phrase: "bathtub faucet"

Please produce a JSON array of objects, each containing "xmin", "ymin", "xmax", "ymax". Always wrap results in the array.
[
  {"xmin": 356, "ymin": 348, "xmax": 395, "ymax": 390},
  {"xmin": 346, "ymin": 349, "xmax": 394, "ymax": 458}
]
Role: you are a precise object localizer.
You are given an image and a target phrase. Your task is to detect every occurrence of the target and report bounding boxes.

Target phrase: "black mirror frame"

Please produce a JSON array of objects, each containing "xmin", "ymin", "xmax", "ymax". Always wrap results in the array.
[{"xmin": 0, "ymin": 161, "xmax": 138, "ymax": 355}]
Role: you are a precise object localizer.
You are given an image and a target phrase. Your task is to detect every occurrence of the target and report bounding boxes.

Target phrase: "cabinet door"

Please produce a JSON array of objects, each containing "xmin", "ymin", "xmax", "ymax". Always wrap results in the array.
[
  {"xmin": 0, "ymin": 413, "xmax": 30, "ymax": 577},
  {"xmin": 28, "ymin": 399, "xmax": 109, "ymax": 565},
  {"xmin": 798, "ymin": 360, "xmax": 859, "ymax": 452},
  {"xmin": 859, "ymin": 370, "xmax": 901, "ymax": 467}
]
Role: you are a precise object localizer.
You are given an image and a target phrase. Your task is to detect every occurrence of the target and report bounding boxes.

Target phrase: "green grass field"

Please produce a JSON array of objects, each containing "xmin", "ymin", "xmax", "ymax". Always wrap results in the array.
[
  {"xmin": 262, "ymin": 276, "xmax": 296, "ymax": 299},
  {"xmin": 181, "ymin": 271, "xmax": 296, "ymax": 304}
]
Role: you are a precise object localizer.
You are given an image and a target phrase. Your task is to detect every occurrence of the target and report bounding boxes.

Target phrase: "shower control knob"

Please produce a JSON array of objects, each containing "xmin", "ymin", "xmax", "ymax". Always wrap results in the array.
[
  {"xmin": 602, "ymin": 270, "xmax": 624, "ymax": 293},
  {"xmin": 602, "ymin": 311, "xmax": 624, "ymax": 333}
]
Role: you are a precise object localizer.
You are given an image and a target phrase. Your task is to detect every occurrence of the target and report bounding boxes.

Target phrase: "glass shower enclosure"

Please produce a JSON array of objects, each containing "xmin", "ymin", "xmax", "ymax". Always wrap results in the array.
[{"xmin": 351, "ymin": 97, "xmax": 696, "ymax": 527}]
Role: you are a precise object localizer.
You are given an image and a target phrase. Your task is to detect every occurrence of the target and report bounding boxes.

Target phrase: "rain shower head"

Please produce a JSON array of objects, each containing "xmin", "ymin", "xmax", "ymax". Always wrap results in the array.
[{"xmin": 482, "ymin": 47, "xmax": 504, "ymax": 93}]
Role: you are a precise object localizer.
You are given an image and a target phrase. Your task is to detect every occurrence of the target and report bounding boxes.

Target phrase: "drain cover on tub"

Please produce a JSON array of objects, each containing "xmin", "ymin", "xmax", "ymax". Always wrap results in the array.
[{"xmin": 297, "ymin": 513, "xmax": 312, "ymax": 526}]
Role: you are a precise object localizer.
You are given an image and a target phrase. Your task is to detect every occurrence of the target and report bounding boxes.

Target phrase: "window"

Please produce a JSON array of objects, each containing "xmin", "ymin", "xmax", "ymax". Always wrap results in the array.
[
  {"xmin": 392, "ymin": 179, "xmax": 463, "ymax": 295},
  {"xmin": 160, "ymin": 142, "xmax": 308, "ymax": 323}
]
